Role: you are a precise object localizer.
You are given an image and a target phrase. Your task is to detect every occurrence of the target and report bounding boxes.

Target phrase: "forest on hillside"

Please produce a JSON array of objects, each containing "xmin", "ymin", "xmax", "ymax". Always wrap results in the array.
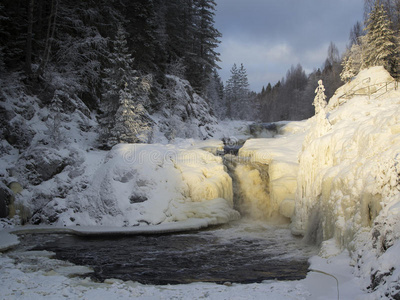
[{"xmin": 0, "ymin": 0, "xmax": 222, "ymax": 148}]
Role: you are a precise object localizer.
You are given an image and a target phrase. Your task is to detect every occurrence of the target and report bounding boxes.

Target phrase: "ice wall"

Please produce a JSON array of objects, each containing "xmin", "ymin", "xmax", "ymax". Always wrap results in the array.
[
  {"xmin": 292, "ymin": 67, "xmax": 400, "ymax": 248},
  {"xmin": 233, "ymin": 122, "xmax": 309, "ymax": 221}
]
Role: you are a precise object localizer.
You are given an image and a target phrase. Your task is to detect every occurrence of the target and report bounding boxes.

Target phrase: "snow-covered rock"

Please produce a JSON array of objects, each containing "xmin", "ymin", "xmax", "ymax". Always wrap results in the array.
[
  {"xmin": 152, "ymin": 75, "xmax": 218, "ymax": 142},
  {"xmin": 44, "ymin": 143, "xmax": 239, "ymax": 227}
]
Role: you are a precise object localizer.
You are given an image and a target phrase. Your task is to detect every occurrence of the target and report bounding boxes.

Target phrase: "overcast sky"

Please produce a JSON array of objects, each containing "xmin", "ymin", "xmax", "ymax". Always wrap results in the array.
[{"xmin": 214, "ymin": 0, "xmax": 364, "ymax": 92}]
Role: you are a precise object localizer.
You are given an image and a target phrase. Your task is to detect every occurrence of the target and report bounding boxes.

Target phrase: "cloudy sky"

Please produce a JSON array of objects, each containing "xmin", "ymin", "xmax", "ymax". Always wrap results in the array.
[{"xmin": 214, "ymin": 0, "xmax": 364, "ymax": 92}]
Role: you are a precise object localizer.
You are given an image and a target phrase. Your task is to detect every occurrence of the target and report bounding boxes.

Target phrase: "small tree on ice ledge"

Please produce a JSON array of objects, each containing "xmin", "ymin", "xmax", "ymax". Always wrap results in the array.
[
  {"xmin": 313, "ymin": 80, "xmax": 327, "ymax": 115},
  {"xmin": 311, "ymin": 80, "xmax": 331, "ymax": 139}
]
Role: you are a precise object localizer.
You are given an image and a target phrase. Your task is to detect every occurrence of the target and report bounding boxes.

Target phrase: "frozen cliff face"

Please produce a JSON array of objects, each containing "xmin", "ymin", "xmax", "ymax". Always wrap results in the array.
[
  {"xmin": 237, "ymin": 121, "xmax": 309, "ymax": 221},
  {"xmin": 238, "ymin": 67, "xmax": 400, "ymax": 297},
  {"xmin": 292, "ymin": 67, "xmax": 400, "ymax": 248}
]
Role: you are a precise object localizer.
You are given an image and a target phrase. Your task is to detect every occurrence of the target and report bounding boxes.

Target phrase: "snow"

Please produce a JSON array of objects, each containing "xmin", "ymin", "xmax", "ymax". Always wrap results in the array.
[
  {"xmin": 0, "ymin": 230, "xmax": 19, "ymax": 251},
  {"xmin": 47, "ymin": 143, "xmax": 239, "ymax": 227}
]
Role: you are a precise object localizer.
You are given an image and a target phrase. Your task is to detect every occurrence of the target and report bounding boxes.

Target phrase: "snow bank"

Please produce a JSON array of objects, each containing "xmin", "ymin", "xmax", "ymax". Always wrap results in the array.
[
  {"xmin": 52, "ymin": 143, "xmax": 238, "ymax": 227},
  {"xmin": 329, "ymin": 66, "xmax": 396, "ymax": 109}
]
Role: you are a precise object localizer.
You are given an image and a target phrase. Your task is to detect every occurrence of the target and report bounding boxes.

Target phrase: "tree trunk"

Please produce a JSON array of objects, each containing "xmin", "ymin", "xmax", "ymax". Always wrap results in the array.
[
  {"xmin": 25, "ymin": 0, "xmax": 34, "ymax": 75},
  {"xmin": 37, "ymin": 0, "xmax": 58, "ymax": 76}
]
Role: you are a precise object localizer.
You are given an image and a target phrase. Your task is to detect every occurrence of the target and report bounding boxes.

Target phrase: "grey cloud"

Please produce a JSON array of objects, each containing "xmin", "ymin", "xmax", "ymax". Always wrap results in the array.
[{"xmin": 215, "ymin": 0, "xmax": 364, "ymax": 91}]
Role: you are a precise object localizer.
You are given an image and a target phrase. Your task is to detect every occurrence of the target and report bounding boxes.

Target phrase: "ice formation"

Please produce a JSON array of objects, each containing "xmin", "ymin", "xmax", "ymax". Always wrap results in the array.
[
  {"xmin": 238, "ymin": 67, "xmax": 400, "ymax": 252},
  {"xmin": 50, "ymin": 143, "xmax": 239, "ymax": 227},
  {"xmin": 238, "ymin": 121, "xmax": 309, "ymax": 221},
  {"xmin": 234, "ymin": 67, "xmax": 400, "ymax": 297},
  {"xmin": 292, "ymin": 66, "xmax": 400, "ymax": 248}
]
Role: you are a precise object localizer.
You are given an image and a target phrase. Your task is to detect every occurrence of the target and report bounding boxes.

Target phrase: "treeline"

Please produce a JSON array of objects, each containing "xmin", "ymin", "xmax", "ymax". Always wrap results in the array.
[
  {"xmin": 218, "ymin": 42, "xmax": 342, "ymax": 122},
  {"xmin": 255, "ymin": 42, "xmax": 342, "ymax": 122},
  {"xmin": 0, "ymin": 0, "xmax": 221, "ymax": 145}
]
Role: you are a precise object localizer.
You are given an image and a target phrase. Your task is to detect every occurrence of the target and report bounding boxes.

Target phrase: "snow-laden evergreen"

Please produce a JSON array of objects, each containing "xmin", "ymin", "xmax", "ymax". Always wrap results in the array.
[
  {"xmin": 364, "ymin": 1, "xmax": 398, "ymax": 74},
  {"xmin": 312, "ymin": 80, "xmax": 327, "ymax": 115}
]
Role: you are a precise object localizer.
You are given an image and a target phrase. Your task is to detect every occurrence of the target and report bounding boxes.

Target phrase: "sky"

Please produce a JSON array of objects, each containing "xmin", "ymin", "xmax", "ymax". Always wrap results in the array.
[{"xmin": 214, "ymin": 0, "xmax": 364, "ymax": 92}]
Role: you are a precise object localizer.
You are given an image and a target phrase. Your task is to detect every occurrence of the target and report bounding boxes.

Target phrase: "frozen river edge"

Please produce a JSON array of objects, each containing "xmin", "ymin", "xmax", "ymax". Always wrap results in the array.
[{"xmin": 0, "ymin": 218, "xmax": 220, "ymax": 251}]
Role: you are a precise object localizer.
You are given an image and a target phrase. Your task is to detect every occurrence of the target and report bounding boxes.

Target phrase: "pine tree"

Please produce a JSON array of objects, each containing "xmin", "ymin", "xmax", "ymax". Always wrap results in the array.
[
  {"xmin": 364, "ymin": 1, "xmax": 398, "ymax": 75},
  {"xmin": 224, "ymin": 63, "xmax": 239, "ymax": 119},
  {"xmin": 186, "ymin": 0, "xmax": 221, "ymax": 93},
  {"xmin": 123, "ymin": 0, "xmax": 158, "ymax": 73},
  {"xmin": 224, "ymin": 63, "xmax": 252, "ymax": 119}
]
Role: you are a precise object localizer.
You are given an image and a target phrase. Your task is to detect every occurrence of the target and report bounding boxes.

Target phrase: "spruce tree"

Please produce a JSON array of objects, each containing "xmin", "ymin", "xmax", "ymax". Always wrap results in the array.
[
  {"xmin": 224, "ymin": 63, "xmax": 251, "ymax": 119},
  {"xmin": 364, "ymin": 0, "xmax": 398, "ymax": 76},
  {"xmin": 100, "ymin": 24, "xmax": 137, "ymax": 147},
  {"xmin": 341, "ymin": 54, "xmax": 356, "ymax": 83}
]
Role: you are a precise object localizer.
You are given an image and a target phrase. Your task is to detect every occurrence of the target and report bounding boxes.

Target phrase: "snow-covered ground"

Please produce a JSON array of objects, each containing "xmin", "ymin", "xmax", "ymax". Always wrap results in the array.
[{"xmin": 1, "ymin": 66, "xmax": 400, "ymax": 299}]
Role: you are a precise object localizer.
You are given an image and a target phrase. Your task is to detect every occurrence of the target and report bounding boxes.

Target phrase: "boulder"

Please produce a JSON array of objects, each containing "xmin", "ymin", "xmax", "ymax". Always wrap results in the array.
[{"xmin": 19, "ymin": 147, "xmax": 68, "ymax": 185}]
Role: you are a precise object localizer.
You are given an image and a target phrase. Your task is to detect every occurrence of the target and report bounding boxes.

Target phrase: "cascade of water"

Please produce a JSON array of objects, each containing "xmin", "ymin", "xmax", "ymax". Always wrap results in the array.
[{"xmin": 223, "ymin": 153, "xmax": 287, "ymax": 223}]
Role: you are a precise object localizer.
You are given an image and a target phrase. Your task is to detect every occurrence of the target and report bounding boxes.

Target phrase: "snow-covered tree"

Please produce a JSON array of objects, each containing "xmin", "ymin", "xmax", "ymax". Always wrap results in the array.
[
  {"xmin": 341, "ymin": 52, "xmax": 357, "ymax": 83},
  {"xmin": 103, "ymin": 24, "xmax": 136, "ymax": 95},
  {"xmin": 99, "ymin": 24, "xmax": 137, "ymax": 146},
  {"xmin": 313, "ymin": 80, "xmax": 327, "ymax": 115},
  {"xmin": 109, "ymin": 84, "xmax": 153, "ymax": 147},
  {"xmin": 364, "ymin": 0, "xmax": 398, "ymax": 75}
]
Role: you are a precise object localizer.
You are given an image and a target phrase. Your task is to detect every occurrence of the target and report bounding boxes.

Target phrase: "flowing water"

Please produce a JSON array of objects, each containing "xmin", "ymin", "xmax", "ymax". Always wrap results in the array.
[{"xmin": 22, "ymin": 220, "xmax": 317, "ymax": 285}]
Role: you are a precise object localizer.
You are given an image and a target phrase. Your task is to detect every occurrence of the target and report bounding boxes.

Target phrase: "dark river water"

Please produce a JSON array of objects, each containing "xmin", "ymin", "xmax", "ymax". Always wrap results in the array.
[{"xmin": 24, "ymin": 220, "xmax": 317, "ymax": 285}]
